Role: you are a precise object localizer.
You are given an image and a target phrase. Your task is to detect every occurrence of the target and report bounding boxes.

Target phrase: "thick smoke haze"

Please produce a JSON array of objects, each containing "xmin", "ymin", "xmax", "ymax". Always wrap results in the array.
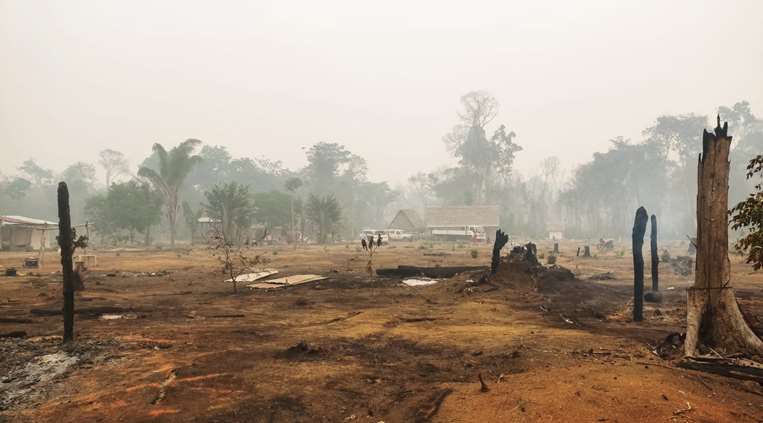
[{"xmin": 1, "ymin": 0, "xmax": 762, "ymax": 182}]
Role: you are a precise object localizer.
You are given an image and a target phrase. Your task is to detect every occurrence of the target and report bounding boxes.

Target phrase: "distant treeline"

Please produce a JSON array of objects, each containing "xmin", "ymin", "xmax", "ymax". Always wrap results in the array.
[{"xmin": 1, "ymin": 95, "xmax": 760, "ymax": 244}]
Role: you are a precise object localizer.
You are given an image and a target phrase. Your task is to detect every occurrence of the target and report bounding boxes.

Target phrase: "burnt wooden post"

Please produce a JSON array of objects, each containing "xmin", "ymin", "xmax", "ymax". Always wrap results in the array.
[
  {"xmin": 650, "ymin": 214, "xmax": 658, "ymax": 291},
  {"xmin": 632, "ymin": 206, "xmax": 648, "ymax": 322},
  {"xmin": 58, "ymin": 182, "xmax": 75, "ymax": 343},
  {"xmin": 491, "ymin": 229, "xmax": 509, "ymax": 274}
]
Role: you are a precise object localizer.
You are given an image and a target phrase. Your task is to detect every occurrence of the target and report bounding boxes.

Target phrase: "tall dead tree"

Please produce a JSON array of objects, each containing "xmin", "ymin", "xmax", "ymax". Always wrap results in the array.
[
  {"xmin": 685, "ymin": 117, "xmax": 763, "ymax": 356},
  {"xmin": 632, "ymin": 206, "xmax": 648, "ymax": 322},
  {"xmin": 58, "ymin": 182, "xmax": 75, "ymax": 343},
  {"xmin": 650, "ymin": 214, "xmax": 658, "ymax": 291}
]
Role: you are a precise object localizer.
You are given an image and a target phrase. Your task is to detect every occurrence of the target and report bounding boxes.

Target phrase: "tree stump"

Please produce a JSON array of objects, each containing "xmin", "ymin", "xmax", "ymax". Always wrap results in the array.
[
  {"xmin": 684, "ymin": 116, "xmax": 763, "ymax": 357},
  {"xmin": 632, "ymin": 207, "xmax": 648, "ymax": 322},
  {"xmin": 491, "ymin": 229, "xmax": 509, "ymax": 274},
  {"xmin": 553, "ymin": 242, "xmax": 559, "ymax": 254},
  {"xmin": 583, "ymin": 245, "xmax": 591, "ymax": 257},
  {"xmin": 57, "ymin": 182, "xmax": 75, "ymax": 343},
  {"xmin": 650, "ymin": 214, "xmax": 658, "ymax": 291},
  {"xmin": 525, "ymin": 242, "xmax": 539, "ymax": 265}
]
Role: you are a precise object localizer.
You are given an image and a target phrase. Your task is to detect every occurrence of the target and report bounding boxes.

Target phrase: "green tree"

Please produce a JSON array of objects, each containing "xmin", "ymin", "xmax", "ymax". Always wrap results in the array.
[
  {"xmin": 202, "ymin": 182, "xmax": 254, "ymax": 244},
  {"xmin": 85, "ymin": 180, "xmax": 163, "ymax": 244},
  {"xmin": 182, "ymin": 201, "xmax": 203, "ymax": 244},
  {"xmin": 730, "ymin": 155, "xmax": 763, "ymax": 270},
  {"xmin": 253, "ymin": 191, "xmax": 292, "ymax": 230},
  {"xmin": 18, "ymin": 159, "xmax": 53, "ymax": 185},
  {"xmin": 98, "ymin": 149, "xmax": 130, "ymax": 188},
  {"xmin": 60, "ymin": 162, "xmax": 97, "ymax": 195},
  {"xmin": 1, "ymin": 177, "xmax": 32, "ymax": 200},
  {"xmin": 285, "ymin": 177, "xmax": 303, "ymax": 240},
  {"xmin": 304, "ymin": 142, "xmax": 352, "ymax": 194},
  {"xmin": 305, "ymin": 194, "xmax": 341, "ymax": 244},
  {"xmin": 138, "ymin": 139, "xmax": 202, "ymax": 247},
  {"xmin": 442, "ymin": 91, "xmax": 521, "ymax": 204}
]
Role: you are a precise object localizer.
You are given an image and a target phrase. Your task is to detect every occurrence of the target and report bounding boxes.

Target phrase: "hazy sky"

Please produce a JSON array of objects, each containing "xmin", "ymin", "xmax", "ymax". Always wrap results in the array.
[{"xmin": 1, "ymin": 0, "xmax": 762, "ymax": 185}]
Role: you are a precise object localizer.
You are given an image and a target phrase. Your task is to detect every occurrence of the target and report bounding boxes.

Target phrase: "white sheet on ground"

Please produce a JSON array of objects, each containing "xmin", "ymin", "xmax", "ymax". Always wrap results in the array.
[{"xmin": 402, "ymin": 278, "xmax": 439, "ymax": 287}]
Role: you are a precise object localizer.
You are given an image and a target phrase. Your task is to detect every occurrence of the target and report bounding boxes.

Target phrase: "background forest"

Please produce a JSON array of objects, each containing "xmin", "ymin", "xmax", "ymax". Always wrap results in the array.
[{"xmin": 1, "ymin": 93, "xmax": 761, "ymax": 245}]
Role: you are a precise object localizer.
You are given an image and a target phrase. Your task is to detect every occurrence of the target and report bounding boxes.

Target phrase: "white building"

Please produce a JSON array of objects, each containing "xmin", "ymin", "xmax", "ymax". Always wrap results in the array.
[{"xmin": 0, "ymin": 215, "xmax": 58, "ymax": 250}]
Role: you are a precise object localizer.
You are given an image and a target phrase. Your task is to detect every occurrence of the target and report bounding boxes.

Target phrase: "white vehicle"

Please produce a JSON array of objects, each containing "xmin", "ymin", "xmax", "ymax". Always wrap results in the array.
[
  {"xmin": 360, "ymin": 229, "xmax": 389, "ymax": 244},
  {"xmin": 386, "ymin": 229, "xmax": 414, "ymax": 241},
  {"xmin": 431, "ymin": 225, "xmax": 487, "ymax": 242}
]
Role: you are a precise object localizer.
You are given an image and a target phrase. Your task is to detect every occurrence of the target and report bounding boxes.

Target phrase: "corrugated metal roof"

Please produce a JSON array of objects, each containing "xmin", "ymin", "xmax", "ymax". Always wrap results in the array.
[
  {"xmin": 0, "ymin": 215, "xmax": 58, "ymax": 226},
  {"xmin": 425, "ymin": 206, "xmax": 499, "ymax": 228}
]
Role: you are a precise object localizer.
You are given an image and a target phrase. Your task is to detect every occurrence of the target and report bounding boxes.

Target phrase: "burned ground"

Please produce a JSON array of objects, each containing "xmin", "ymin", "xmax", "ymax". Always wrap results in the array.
[{"xmin": 1, "ymin": 241, "xmax": 762, "ymax": 422}]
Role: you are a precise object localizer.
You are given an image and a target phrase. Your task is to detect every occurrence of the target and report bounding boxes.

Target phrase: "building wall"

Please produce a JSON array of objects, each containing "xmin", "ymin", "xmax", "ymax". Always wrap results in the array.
[{"xmin": 0, "ymin": 227, "xmax": 54, "ymax": 250}]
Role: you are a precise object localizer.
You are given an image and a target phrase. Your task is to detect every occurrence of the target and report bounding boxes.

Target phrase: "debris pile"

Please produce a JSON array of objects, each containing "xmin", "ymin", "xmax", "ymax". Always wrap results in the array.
[
  {"xmin": 597, "ymin": 238, "xmax": 614, "ymax": 252},
  {"xmin": 589, "ymin": 272, "xmax": 616, "ymax": 281},
  {"xmin": 659, "ymin": 250, "xmax": 694, "ymax": 276},
  {"xmin": 488, "ymin": 243, "xmax": 576, "ymax": 292}
]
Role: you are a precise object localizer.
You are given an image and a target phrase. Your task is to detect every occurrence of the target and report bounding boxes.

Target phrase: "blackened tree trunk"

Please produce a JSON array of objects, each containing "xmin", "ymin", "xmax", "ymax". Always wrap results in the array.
[
  {"xmin": 58, "ymin": 182, "xmax": 75, "ymax": 343},
  {"xmin": 491, "ymin": 229, "xmax": 509, "ymax": 274},
  {"xmin": 650, "ymin": 214, "xmax": 658, "ymax": 291},
  {"xmin": 583, "ymin": 245, "xmax": 591, "ymax": 257},
  {"xmin": 553, "ymin": 242, "xmax": 559, "ymax": 254},
  {"xmin": 632, "ymin": 206, "xmax": 648, "ymax": 322},
  {"xmin": 685, "ymin": 117, "xmax": 763, "ymax": 356}
]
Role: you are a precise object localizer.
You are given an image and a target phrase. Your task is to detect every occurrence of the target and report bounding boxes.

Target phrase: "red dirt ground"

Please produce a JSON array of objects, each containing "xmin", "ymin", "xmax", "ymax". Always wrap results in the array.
[{"xmin": 1, "ymin": 240, "xmax": 762, "ymax": 422}]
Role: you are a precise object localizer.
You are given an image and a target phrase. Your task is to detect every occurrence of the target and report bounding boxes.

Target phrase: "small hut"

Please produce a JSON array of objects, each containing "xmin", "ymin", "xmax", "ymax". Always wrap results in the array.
[
  {"xmin": 0, "ymin": 215, "xmax": 58, "ymax": 250},
  {"xmin": 387, "ymin": 209, "xmax": 425, "ymax": 235}
]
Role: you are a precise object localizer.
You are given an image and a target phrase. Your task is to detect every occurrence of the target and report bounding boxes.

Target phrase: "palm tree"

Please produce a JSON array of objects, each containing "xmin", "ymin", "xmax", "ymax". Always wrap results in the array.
[
  {"xmin": 138, "ymin": 139, "xmax": 202, "ymax": 247},
  {"xmin": 305, "ymin": 194, "xmax": 341, "ymax": 244},
  {"xmin": 202, "ymin": 182, "xmax": 254, "ymax": 244}
]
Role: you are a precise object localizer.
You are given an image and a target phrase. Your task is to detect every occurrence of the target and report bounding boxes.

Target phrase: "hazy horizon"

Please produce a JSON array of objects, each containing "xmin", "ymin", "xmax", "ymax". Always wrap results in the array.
[{"xmin": 2, "ymin": 0, "xmax": 762, "ymax": 184}]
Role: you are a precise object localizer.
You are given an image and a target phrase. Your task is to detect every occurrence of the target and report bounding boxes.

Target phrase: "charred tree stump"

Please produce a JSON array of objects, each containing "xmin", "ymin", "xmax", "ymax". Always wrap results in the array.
[
  {"xmin": 491, "ymin": 229, "xmax": 509, "ymax": 274},
  {"xmin": 632, "ymin": 207, "xmax": 648, "ymax": 322},
  {"xmin": 583, "ymin": 245, "xmax": 591, "ymax": 257},
  {"xmin": 685, "ymin": 116, "xmax": 763, "ymax": 357},
  {"xmin": 57, "ymin": 182, "xmax": 75, "ymax": 343},
  {"xmin": 650, "ymin": 214, "xmax": 658, "ymax": 291},
  {"xmin": 553, "ymin": 242, "xmax": 559, "ymax": 254},
  {"xmin": 576, "ymin": 247, "xmax": 581, "ymax": 257},
  {"xmin": 525, "ymin": 242, "xmax": 539, "ymax": 266}
]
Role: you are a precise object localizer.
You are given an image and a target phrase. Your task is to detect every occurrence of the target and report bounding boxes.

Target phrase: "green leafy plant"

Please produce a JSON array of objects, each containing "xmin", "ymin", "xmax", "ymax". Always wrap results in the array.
[{"xmin": 730, "ymin": 155, "xmax": 763, "ymax": 270}]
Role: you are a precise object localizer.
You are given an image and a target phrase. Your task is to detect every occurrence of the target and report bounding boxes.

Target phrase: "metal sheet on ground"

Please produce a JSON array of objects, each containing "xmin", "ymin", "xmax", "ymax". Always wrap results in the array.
[
  {"xmin": 247, "ymin": 274, "xmax": 327, "ymax": 289},
  {"xmin": 402, "ymin": 278, "xmax": 440, "ymax": 286},
  {"xmin": 225, "ymin": 269, "xmax": 279, "ymax": 283}
]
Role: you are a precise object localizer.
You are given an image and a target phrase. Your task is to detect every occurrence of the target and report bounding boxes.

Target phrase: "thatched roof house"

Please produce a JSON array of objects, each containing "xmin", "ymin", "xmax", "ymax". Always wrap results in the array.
[{"xmin": 387, "ymin": 209, "xmax": 425, "ymax": 233}]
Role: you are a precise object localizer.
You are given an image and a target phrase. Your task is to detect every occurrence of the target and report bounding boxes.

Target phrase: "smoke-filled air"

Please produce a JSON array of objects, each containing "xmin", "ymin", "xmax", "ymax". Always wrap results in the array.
[{"xmin": 1, "ymin": 1, "xmax": 763, "ymax": 422}]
